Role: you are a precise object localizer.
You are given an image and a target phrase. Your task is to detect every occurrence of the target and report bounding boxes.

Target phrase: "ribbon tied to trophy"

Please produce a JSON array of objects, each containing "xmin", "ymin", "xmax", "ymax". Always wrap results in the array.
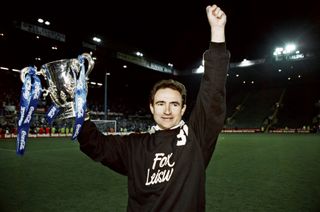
[{"xmin": 16, "ymin": 53, "xmax": 94, "ymax": 155}]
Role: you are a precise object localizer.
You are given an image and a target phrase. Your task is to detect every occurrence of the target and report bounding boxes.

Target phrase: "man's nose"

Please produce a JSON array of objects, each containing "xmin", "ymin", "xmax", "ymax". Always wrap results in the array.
[{"xmin": 164, "ymin": 104, "xmax": 171, "ymax": 114}]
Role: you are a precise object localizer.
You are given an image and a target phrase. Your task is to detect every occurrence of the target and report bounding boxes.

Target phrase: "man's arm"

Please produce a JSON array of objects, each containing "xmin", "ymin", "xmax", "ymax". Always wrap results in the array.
[
  {"xmin": 188, "ymin": 4, "xmax": 229, "ymax": 168},
  {"xmin": 77, "ymin": 120, "xmax": 129, "ymax": 175}
]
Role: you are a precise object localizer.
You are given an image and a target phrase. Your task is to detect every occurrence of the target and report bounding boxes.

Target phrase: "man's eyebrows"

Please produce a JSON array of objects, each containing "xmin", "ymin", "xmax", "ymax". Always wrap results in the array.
[{"xmin": 155, "ymin": 100, "xmax": 181, "ymax": 105}]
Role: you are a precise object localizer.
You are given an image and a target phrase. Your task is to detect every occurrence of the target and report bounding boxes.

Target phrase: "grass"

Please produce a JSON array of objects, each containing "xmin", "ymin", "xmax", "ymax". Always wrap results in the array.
[{"xmin": 0, "ymin": 134, "xmax": 320, "ymax": 211}]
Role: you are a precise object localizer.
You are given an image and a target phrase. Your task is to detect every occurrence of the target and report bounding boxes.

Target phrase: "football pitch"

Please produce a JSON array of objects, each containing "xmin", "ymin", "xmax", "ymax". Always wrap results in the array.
[{"xmin": 0, "ymin": 134, "xmax": 319, "ymax": 211}]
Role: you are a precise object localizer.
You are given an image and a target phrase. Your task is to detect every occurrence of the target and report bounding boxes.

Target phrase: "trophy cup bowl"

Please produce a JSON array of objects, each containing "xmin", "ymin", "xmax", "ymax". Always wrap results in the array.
[{"xmin": 20, "ymin": 53, "xmax": 94, "ymax": 119}]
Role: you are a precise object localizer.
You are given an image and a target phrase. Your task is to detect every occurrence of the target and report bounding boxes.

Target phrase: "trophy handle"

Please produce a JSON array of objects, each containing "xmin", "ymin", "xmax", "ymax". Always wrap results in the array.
[
  {"xmin": 80, "ymin": 53, "xmax": 95, "ymax": 78},
  {"xmin": 20, "ymin": 66, "xmax": 44, "ymax": 82},
  {"xmin": 20, "ymin": 67, "xmax": 29, "ymax": 82}
]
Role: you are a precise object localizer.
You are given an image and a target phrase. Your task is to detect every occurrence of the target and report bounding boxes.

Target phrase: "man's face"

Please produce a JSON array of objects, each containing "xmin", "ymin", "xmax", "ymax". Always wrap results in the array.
[{"xmin": 150, "ymin": 88, "xmax": 186, "ymax": 129}]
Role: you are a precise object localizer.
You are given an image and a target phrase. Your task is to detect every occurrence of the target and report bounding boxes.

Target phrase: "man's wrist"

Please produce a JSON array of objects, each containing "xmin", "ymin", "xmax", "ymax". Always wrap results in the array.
[{"xmin": 211, "ymin": 27, "xmax": 225, "ymax": 43}]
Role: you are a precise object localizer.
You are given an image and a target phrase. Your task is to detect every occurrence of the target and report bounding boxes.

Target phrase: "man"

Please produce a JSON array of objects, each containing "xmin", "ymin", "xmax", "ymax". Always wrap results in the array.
[{"xmin": 78, "ymin": 4, "xmax": 230, "ymax": 211}]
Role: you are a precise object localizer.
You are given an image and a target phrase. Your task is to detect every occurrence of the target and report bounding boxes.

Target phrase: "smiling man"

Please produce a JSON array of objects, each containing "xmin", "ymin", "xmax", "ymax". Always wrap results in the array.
[
  {"xmin": 77, "ymin": 4, "xmax": 230, "ymax": 211},
  {"xmin": 149, "ymin": 80, "xmax": 187, "ymax": 130}
]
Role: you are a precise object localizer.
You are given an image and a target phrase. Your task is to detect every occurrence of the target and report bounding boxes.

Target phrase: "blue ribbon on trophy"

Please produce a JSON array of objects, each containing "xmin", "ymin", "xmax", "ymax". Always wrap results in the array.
[
  {"xmin": 16, "ymin": 67, "xmax": 42, "ymax": 155},
  {"xmin": 17, "ymin": 53, "xmax": 94, "ymax": 155},
  {"xmin": 72, "ymin": 55, "xmax": 87, "ymax": 140},
  {"xmin": 45, "ymin": 104, "xmax": 61, "ymax": 124}
]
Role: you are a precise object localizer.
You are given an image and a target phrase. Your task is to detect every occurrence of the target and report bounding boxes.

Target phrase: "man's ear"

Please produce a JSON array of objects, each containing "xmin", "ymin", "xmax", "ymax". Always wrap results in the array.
[
  {"xmin": 181, "ymin": 104, "xmax": 186, "ymax": 116},
  {"xmin": 149, "ymin": 104, "xmax": 154, "ymax": 114}
]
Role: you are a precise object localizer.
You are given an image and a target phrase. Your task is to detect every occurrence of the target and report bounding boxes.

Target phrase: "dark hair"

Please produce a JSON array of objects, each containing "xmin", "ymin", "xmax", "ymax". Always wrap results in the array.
[{"xmin": 149, "ymin": 79, "xmax": 187, "ymax": 105}]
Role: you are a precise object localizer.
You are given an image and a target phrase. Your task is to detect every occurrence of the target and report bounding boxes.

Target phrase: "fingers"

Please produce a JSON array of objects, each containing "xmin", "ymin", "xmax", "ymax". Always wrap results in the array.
[
  {"xmin": 206, "ymin": 4, "xmax": 225, "ymax": 19},
  {"xmin": 206, "ymin": 5, "xmax": 211, "ymax": 13}
]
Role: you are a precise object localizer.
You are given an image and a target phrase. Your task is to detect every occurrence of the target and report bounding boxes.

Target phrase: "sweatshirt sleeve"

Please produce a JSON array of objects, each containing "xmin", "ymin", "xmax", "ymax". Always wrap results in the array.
[
  {"xmin": 77, "ymin": 120, "xmax": 129, "ymax": 175},
  {"xmin": 188, "ymin": 42, "xmax": 230, "ymax": 168}
]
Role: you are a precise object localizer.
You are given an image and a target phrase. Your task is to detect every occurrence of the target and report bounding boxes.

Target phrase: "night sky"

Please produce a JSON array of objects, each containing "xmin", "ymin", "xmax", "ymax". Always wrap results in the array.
[
  {"xmin": 58, "ymin": 0, "xmax": 319, "ymax": 70},
  {"xmin": 2, "ymin": 0, "xmax": 319, "ymax": 72}
]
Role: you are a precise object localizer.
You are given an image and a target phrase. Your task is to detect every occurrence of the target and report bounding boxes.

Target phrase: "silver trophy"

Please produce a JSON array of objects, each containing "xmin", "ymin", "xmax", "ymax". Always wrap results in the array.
[{"xmin": 20, "ymin": 53, "xmax": 94, "ymax": 119}]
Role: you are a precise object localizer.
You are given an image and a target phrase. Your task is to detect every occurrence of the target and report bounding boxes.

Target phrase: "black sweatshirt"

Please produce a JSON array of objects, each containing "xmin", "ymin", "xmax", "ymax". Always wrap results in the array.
[{"xmin": 78, "ymin": 42, "xmax": 230, "ymax": 212}]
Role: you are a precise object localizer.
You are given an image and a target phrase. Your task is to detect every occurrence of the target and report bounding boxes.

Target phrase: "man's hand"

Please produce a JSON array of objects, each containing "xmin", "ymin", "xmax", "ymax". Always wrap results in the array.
[{"xmin": 206, "ymin": 4, "xmax": 226, "ymax": 42}]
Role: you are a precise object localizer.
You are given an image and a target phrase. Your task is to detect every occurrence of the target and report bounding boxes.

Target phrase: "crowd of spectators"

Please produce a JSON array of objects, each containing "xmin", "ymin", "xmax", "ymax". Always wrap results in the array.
[
  {"xmin": 0, "ymin": 64, "xmax": 319, "ymax": 136},
  {"xmin": 0, "ymin": 86, "xmax": 155, "ymax": 136}
]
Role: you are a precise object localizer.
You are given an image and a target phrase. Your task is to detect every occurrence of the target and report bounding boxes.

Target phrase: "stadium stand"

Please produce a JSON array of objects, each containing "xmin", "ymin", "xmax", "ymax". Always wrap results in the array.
[
  {"xmin": 226, "ymin": 87, "xmax": 284, "ymax": 129},
  {"xmin": 1, "ymin": 18, "xmax": 319, "ymax": 136},
  {"xmin": 224, "ymin": 57, "xmax": 320, "ymax": 132}
]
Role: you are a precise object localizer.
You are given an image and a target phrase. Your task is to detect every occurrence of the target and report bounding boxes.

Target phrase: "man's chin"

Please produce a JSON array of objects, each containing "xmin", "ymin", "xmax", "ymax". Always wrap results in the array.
[{"xmin": 158, "ymin": 123, "xmax": 175, "ymax": 130}]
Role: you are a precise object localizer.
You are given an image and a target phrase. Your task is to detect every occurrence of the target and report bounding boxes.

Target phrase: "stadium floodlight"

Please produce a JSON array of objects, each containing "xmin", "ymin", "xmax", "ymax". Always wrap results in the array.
[
  {"xmin": 285, "ymin": 43, "xmax": 297, "ymax": 54},
  {"xmin": 273, "ymin": 43, "xmax": 296, "ymax": 55},
  {"xmin": 238, "ymin": 59, "xmax": 254, "ymax": 67},
  {"xmin": 0, "ymin": 66, "xmax": 9, "ymax": 70},
  {"xmin": 273, "ymin": 43, "xmax": 301, "ymax": 61},
  {"xmin": 273, "ymin": 47, "xmax": 284, "ymax": 56},
  {"xmin": 284, "ymin": 43, "xmax": 296, "ymax": 54},
  {"xmin": 136, "ymin": 51, "xmax": 143, "ymax": 57},
  {"xmin": 12, "ymin": 69, "xmax": 20, "ymax": 73},
  {"xmin": 192, "ymin": 59, "xmax": 205, "ymax": 74},
  {"xmin": 37, "ymin": 18, "xmax": 50, "ymax": 26},
  {"xmin": 194, "ymin": 65, "xmax": 204, "ymax": 74},
  {"xmin": 93, "ymin": 36, "xmax": 101, "ymax": 43}
]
